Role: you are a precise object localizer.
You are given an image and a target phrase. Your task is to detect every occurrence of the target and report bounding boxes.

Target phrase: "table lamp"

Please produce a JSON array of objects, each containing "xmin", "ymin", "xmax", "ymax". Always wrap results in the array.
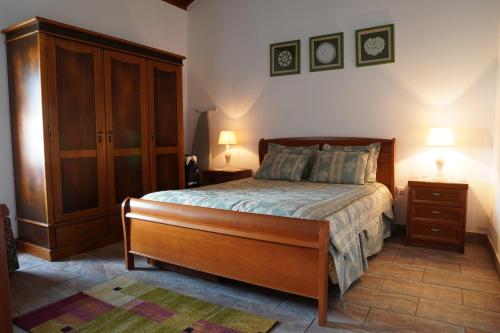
[
  {"xmin": 426, "ymin": 127, "xmax": 455, "ymax": 177},
  {"xmin": 218, "ymin": 130, "xmax": 237, "ymax": 169}
]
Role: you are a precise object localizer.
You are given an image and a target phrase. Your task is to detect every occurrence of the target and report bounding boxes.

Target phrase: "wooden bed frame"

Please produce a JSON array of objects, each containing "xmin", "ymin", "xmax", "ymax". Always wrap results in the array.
[{"xmin": 122, "ymin": 137, "xmax": 395, "ymax": 326}]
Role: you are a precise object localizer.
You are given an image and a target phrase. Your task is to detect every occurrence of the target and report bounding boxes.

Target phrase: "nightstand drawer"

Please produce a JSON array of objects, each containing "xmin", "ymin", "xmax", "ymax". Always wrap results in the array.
[
  {"xmin": 411, "ymin": 187, "xmax": 465, "ymax": 207},
  {"xmin": 201, "ymin": 169, "xmax": 252, "ymax": 186},
  {"xmin": 411, "ymin": 205, "xmax": 464, "ymax": 225},
  {"xmin": 409, "ymin": 222, "xmax": 461, "ymax": 245}
]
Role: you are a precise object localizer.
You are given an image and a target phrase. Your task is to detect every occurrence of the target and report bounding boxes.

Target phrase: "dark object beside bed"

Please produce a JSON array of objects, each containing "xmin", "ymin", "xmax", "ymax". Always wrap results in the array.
[{"xmin": 122, "ymin": 137, "xmax": 395, "ymax": 326}]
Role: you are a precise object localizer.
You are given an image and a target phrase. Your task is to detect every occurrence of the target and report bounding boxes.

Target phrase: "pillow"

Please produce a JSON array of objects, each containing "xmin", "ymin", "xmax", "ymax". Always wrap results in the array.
[
  {"xmin": 268, "ymin": 143, "xmax": 319, "ymax": 178},
  {"xmin": 268, "ymin": 143, "xmax": 320, "ymax": 154},
  {"xmin": 322, "ymin": 143, "xmax": 381, "ymax": 182},
  {"xmin": 309, "ymin": 150, "xmax": 369, "ymax": 185},
  {"xmin": 255, "ymin": 152, "xmax": 310, "ymax": 181}
]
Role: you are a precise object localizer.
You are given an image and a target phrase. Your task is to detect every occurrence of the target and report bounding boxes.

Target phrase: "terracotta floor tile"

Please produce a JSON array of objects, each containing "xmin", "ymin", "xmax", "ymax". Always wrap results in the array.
[
  {"xmin": 329, "ymin": 302, "xmax": 370, "ymax": 325},
  {"xmin": 465, "ymin": 328, "xmax": 490, "ymax": 333},
  {"xmin": 362, "ymin": 308, "xmax": 465, "ymax": 333},
  {"xmin": 306, "ymin": 319, "xmax": 371, "ymax": 333},
  {"xmin": 344, "ymin": 286, "xmax": 418, "ymax": 315},
  {"xmin": 368, "ymin": 262, "xmax": 424, "ymax": 281},
  {"xmin": 355, "ymin": 273, "xmax": 385, "ymax": 290},
  {"xmin": 427, "ymin": 248, "xmax": 494, "ymax": 268},
  {"xmin": 461, "ymin": 264, "xmax": 499, "ymax": 281},
  {"xmin": 394, "ymin": 255, "xmax": 461, "ymax": 273},
  {"xmin": 463, "ymin": 289, "xmax": 500, "ymax": 313},
  {"xmin": 423, "ymin": 271, "xmax": 500, "ymax": 294},
  {"xmin": 385, "ymin": 244, "xmax": 430, "ymax": 259},
  {"xmin": 369, "ymin": 253, "xmax": 395, "ymax": 265},
  {"xmin": 381, "ymin": 278, "xmax": 462, "ymax": 305},
  {"xmin": 417, "ymin": 298, "xmax": 500, "ymax": 333}
]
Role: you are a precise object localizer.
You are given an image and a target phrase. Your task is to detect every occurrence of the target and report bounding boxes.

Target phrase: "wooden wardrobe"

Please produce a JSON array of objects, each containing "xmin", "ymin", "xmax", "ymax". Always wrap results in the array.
[{"xmin": 3, "ymin": 17, "xmax": 185, "ymax": 261}]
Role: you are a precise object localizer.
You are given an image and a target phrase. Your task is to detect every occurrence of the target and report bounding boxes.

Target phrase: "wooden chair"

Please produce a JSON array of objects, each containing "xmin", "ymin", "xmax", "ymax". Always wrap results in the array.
[{"xmin": 0, "ymin": 204, "xmax": 13, "ymax": 333}]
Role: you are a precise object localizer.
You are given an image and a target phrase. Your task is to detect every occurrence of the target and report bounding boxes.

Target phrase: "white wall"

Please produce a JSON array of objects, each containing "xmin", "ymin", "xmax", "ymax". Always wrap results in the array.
[
  {"xmin": 0, "ymin": 0, "xmax": 188, "ymax": 235},
  {"xmin": 489, "ymin": 20, "xmax": 500, "ymax": 264},
  {"xmin": 187, "ymin": 0, "xmax": 500, "ymax": 231}
]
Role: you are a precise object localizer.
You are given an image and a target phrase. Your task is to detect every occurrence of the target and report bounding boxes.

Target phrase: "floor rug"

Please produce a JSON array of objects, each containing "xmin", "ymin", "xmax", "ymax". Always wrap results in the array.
[{"xmin": 14, "ymin": 276, "xmax": 278, "ymax": 333}]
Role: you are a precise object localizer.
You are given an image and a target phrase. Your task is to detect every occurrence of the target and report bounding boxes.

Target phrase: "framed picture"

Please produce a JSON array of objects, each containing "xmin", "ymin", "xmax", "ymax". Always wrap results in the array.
[
  {"xmin": 270, "ymin": 40, "xmax": 300, "ymax": 77},
  {"xmin": 355, "ymin": 24, "xmax": 394, "ymax": 67},
  {"xmin": 309, "ymin": 32, "xmax": 344, "ymax": 72}
]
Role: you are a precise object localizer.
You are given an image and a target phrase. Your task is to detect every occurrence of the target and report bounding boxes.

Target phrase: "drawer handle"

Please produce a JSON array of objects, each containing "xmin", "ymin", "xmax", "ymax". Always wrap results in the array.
[
  {"xmin": 431, "ymin": 210, "xmax": 441, "ymax": 214},
  {"xmin": 431, "ymin": 192, "xmax": 441, "ymax": 196},
  {"xmin": 430, "ymin": 228, "xmax": 440, "ymax": 232}
]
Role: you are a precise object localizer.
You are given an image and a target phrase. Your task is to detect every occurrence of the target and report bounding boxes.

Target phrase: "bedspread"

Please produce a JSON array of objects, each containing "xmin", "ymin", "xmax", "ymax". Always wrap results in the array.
[{"xmin": 143, "ymin": 178, "xmax": 393, "ymax": 294}]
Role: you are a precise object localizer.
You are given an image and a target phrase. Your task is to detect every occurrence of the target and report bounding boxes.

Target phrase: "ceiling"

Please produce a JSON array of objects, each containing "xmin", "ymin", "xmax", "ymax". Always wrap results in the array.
[{"xmin": 162, "ymin": 0, "xmax": 195, "ymax": 10}]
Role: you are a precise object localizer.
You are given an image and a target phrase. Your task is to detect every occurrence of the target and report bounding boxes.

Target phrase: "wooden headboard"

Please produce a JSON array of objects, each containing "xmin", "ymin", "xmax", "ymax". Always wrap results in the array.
[{"xmin": 258, "ymin": 137, "xmax": 396, "ymax": 195}]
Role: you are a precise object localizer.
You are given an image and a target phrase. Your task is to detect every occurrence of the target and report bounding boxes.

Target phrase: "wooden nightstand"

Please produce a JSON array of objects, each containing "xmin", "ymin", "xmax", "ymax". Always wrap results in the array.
[
  {"xmin": 201, "ymin": 169, "xmax": 252, "ymax": 186},
  {"xmin": 406, "ymin": 180, "xmax": 468, "ymax": 253}
]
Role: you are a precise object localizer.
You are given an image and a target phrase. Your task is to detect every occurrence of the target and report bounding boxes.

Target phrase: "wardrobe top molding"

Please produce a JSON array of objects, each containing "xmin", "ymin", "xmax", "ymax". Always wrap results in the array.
[{"xmin": 2, "ymin": 17, "xmax": 185, "ymax": 65}]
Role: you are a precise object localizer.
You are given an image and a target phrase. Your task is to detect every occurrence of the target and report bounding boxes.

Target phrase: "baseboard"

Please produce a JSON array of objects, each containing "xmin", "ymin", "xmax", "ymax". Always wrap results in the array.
[
  {"xmin": 16, "ymin": 240, "xmax": 52, "ymax": 261},
  {"xmin": 465, "ymin": 232, "xmax": 488, "ymax": 244},
  {"xmin": 486, "ymin": 235, "xmax": 500, "ymax": 279},
  {"xmin": 16, "ymin": 233, "xmax": 122, "ymax": 261}
]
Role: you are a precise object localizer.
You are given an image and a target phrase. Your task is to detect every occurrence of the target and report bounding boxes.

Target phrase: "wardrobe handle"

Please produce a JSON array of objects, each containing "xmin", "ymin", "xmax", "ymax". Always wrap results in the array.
[
  {"xmin": 431, "ymin": 192, "xmax": 441, "ymax": 196},
  {"xmin": 431, "ymin": 210, "xmax": 440, "ymax": 214},
  {"xmin": 151, "ymin": 134, "xmax": 155, "ymax": 143},
  {"xmin": 108, "ymin": 134, "xmax": 112, "ymax": 143},
  {"xmin": 430, "ymin": 228, "xmax": 440, "ymax": 232},
  {"xmin": 97, "ymin": 131, "xmax": 104, "ymax": 143}
]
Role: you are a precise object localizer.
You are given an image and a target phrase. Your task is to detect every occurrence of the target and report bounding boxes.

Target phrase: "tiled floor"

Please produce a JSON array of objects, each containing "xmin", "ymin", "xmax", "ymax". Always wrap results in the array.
[{"xmin": 9, "ymin": 237, "xmax": 500, "ymax": 333}]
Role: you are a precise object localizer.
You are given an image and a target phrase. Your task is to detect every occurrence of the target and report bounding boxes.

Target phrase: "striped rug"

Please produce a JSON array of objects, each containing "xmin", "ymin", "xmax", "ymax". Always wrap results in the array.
[{"xmin": 14, "ymin": 276, "xmax": 278, "ymax": 333}]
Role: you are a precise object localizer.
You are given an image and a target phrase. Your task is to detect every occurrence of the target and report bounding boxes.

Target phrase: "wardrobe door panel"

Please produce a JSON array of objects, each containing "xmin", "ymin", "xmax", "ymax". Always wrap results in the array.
[
  {"xmin": 48, "ymin": 37, "xmax": 107, "ymax": 222},
  {"xmin": 156, "ymin": 154, "xmax": 180, "ymax": 190},
  {"xmin": 114, "ymin": 156, "xmax": 144, "ymax": 200},
  {"xmin": 149, "ymin": 60, "xmax": 184, "ymax": 191},
  {"xmin": 104, "ymin": 51, "xmax": 149, "ymax": 210}
]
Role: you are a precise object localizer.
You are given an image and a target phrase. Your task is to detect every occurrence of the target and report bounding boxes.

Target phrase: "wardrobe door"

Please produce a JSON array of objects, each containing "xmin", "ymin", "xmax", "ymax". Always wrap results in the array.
[
  {"xmin": 48, "ymin": 37, "xmax": 107, "ymax": 222},
  {"xmin": 148, "ymin": 60, "xmax": 184, "ymax": 191},
  {"xmin": 104, "ymin": 51, "xmax": 150, "ymax": 210}
]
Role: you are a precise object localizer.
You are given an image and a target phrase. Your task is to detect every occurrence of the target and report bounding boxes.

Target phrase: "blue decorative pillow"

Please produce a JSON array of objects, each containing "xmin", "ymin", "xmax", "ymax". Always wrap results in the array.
[
  {"xmin": 255, "ymin": 153, "xmax": 310, "ymax": 181},
  {"xmin": 322, "ymin": 143, "xmax": 381, "ymax": 182},
  {"xmin": 309, "ymin": 151, "xmax": 369, "ymax": 185},
  {"xmin": 268, "ymin": 143, "xmax": 319, "ymax": 178}
]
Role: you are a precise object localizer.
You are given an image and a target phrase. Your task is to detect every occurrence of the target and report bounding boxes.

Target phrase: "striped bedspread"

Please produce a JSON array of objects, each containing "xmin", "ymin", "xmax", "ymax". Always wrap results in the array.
[{"xmin": 143, "ymin": 178, "xmax": 393, "ymax": 294}]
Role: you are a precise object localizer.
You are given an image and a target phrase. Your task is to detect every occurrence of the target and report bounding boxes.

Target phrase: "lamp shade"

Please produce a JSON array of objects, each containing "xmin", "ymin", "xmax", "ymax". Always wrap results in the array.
[
  {"xmin": 426, "ymin": 128, "xmax": 455, "ymax": 147},
  {"xmin": 218, "ymin": 131, "xmax": 237, "ymax": 145}
]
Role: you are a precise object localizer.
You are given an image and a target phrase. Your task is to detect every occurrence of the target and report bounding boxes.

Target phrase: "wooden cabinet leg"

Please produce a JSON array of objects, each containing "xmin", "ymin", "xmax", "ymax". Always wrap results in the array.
[
  {"xmin": 125, "ymin": 253, "xmax": 134, "ymax": 270},
  {"xmin": 318, "ymin": 294, "xmax": 327, "ymax": 326}
]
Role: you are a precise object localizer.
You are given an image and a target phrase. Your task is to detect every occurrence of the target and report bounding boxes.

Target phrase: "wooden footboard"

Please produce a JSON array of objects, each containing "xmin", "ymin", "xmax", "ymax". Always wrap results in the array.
[{"xmin": 122, "ymin": 197, "xmax": 330, "ymax": 325}]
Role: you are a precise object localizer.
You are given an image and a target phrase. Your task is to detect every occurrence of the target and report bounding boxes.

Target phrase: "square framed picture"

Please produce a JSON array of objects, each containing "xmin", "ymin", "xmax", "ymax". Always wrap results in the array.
[
  {"xmin": 270, "ymin": 40, "xmax": 300, "ymax": 77},
  {"xmin": 309, "ymin": 32, "xmax": 344, "ymax": 72},
  {"xmin": 356, "ymin": 24, "xmax": 394, "ymax": 67}
]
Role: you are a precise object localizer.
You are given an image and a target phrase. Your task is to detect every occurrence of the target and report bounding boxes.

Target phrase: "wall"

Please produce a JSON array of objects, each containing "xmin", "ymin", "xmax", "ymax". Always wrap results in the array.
[
  {"xmin": 187, "ymin": 0, "xmax": 500, "ymax": 231},
  {"xmin": 0, "ymin": 0, "xmax": 188, "ymax": 235},
  {"xmin": 488, "ymin": 20, "xmax": 500, "ymax": 265}
]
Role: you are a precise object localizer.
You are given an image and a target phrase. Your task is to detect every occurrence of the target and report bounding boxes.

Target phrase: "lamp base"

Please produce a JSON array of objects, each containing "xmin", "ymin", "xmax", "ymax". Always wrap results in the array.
[{"xmin": 224, "ymin": 145, "xmax": 232, "ymax": 169}]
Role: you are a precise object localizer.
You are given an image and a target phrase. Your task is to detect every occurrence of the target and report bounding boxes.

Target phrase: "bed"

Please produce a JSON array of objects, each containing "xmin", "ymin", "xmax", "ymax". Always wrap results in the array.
[{"xmin": 122, "ymin": 137, "xmax": 395, "ymax": 326}]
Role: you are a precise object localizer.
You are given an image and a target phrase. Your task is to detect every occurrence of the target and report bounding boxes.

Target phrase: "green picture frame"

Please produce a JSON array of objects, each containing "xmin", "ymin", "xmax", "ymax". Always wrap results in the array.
[
  {"xmin": 309, "ymin": 32, "xmax": 344, "ymax": 72},
  {"xmin": 270, "ymin": 40, "xmax": 301, "ymax": 77},
  {"xmin": 355, "ymin": 24, "xmax": 395, "ymax": 67}
]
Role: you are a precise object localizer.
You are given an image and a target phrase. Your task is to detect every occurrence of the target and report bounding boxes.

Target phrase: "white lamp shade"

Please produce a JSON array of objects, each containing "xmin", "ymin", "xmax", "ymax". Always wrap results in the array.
[
  {"xmin": 218, "ymin": 131, "xmax": 237, "ymax": 145},
  {"xmin": 426, "ymin": 128, "xmax": 455, "ymax": 147}
]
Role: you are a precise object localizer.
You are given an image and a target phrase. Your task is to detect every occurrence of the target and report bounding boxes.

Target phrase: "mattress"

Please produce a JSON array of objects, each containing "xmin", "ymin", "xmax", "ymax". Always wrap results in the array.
[{"xmin": 143, "ymin": 178, "xmax": 394, "ymax": 294}]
